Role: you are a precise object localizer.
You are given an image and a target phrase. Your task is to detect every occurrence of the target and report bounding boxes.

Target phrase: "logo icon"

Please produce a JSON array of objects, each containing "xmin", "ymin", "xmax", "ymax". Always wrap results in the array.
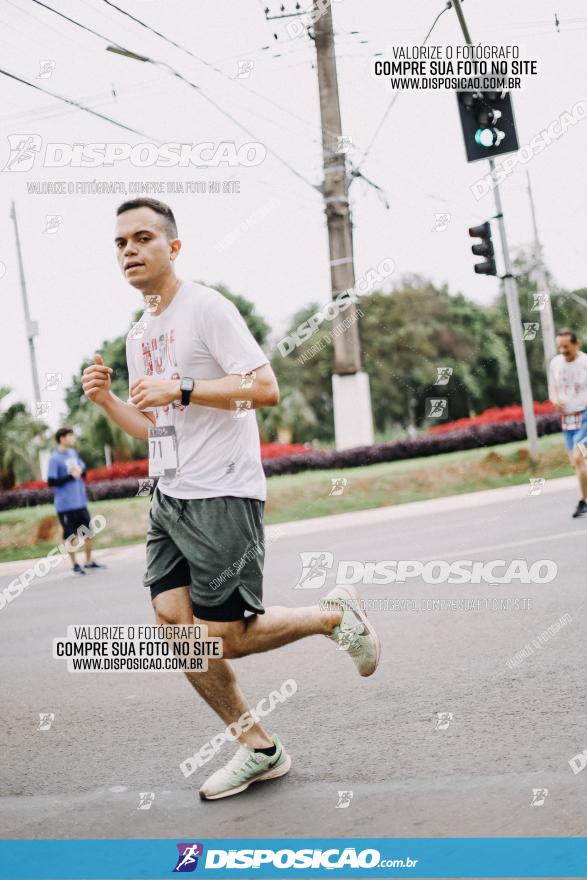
[
  {"xmin": 43, "ymin": 371, "xmax": 63, "ymax": 391},
  {"xmin": 173, "ymin": 843, "xmax": 204, "ymax": 873},
  {"xmin": 137, "ymin": 792, "xmax": 155, "ymax": 810},
  {"xmin": 335, "ymin": 790, "xmax": 354, "ymax": 808},
  {"xmin": 425, "ymin": 398, "xmax": 448, "ymax": 419},
  {"xmin": 435, "ymin": 366, "xmax": 453, "ymax": 385},
  {"xmin": 2, "ymin": 134, "xmax": 42, "ymax": 171},
  {"xmin": 523, "ymin": 322, "xmax": 540, "ymax": 341},
  {"xmin": 435, "ymin": 711, "xmax": 453, "ymax": 730},
  {"xmin": 336, "ymin": 135, "xmax": 353, "ymax": 154},
  {"xmin": 145, "ymin": 294, "xmax": 161, "ymax": 313},
  {"xmin": 43, "ymin": 214, "xmax": 62, "ymax": 234},
  {"xmin": 530, "ymin": 787, "xmax": 548, "ymax": 806},
  {"xmin": 35, "ymin": 401, "xmax": 51, "ymax": 418},
  {"xmin": 38, "ymin": 712, "xmax": 55, "ymax": 731},
  {"xmin": 231, "ymin": 399, "xmax": 252, "ymax": 419},
  {"xmin": 528, "ymin": 477, "xmax": 545, "ymax": 497},
  {"xmin": 295, "ymin": 551, "xmax": 333, "ymax": 589},
  {"xmin": 432, "ymin": 212, "xmax": 451, "ymax": 232},
  {"xmin": 236, "ymin": 60, "xmax": 254, "ymax": 79},
  {"xmin": 531, "ymin": 293, "xmax": 549, "ymax": 311},
  {"xmin": 329, "ymin": 477, "xmax": 348, "ymax": 496},
  {"xmin": 38, "ymin": 60, "xmax": 56, "ymax": 79},
  {"xmin": 127, "ymin": 321, "xmax": 147, "ymax": 340},
  {"xmin": 239, "ymin": 370, "xmax": 256, "ymax": 389}
]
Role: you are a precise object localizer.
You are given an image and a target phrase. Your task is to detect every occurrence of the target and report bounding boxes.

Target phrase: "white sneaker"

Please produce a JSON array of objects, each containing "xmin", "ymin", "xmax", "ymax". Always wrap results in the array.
[
  {"xmin": 199, "ymin": 734, "xmax": 291, "ymax": 800},
  {"xmin": 324, "ymin": 584, "xmax": 381, "ymax": 676}
]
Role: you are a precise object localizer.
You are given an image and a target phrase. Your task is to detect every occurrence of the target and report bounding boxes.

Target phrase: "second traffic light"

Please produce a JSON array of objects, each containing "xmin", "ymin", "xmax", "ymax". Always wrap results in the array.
[{"xmin": 469, "ymin": 221, "xmax": 496, "ymax": 276}]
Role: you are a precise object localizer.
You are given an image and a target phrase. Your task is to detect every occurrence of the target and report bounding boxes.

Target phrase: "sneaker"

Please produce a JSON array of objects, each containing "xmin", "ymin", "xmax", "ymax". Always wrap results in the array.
[
  {"xmin": 84, "ymin": 561, "xmax": 106, "ymax": 569},
  {"xmin": 199, "ymin": 734, "xmax": 291, "ymax": 801},
  {"xmin": 572, "ymin": 500, "xmax": 587, "ymax": 518},
  {"xmin": 324, "ymin": 584, "xmax": 380, "ymax": 677},
  {"xmin": 72, "ymin": 563, "xmax": 86, "ymax": 575}
]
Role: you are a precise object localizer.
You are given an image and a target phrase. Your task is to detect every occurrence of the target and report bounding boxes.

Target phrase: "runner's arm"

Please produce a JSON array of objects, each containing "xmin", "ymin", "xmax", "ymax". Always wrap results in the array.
[
  {"xmin": 548, "ymin": 363, "xmax": 564, "ymax": 411},
  {"xmin": 47, "ymin": 475, "xmax": 74, "ymax": 487},
  {"xmin": 130, "ymin": 363, "xmax": 279, "ymax": 412},
  {"xmin": 186, "ymin": 363, "xmax": 279, "ymax": 410},
  {"xmin": 97, "ymin": 391, "xmax": 157, "ymax": 439}
]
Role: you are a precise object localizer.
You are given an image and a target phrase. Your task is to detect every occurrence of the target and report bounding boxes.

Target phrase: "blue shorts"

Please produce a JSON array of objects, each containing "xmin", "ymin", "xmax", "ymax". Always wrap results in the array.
[{"xmin": 563, "ymin": 411, "xmax": 587, "ymax": 452}]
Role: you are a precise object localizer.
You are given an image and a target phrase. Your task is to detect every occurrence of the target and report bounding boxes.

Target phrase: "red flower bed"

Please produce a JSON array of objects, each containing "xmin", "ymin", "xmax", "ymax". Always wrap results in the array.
[
  {"xmin": 429, "ymin": 401, "xmax": 555, "ymax": 434},
  {"xmin": 86, "ymin": 461, "xmax": 148, "ymax": 482},
  {"xmin": 14, "ymin": 443, "xmax": 309, "ymax": 490},
  {"xmin": 259, "ymin": 442, "xmax": 308, "ymax": 460}
]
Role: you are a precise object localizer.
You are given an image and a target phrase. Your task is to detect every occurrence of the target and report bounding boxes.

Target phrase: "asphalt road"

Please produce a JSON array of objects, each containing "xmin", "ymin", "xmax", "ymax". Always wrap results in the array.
[{"xmin": 1, "ymin": 475, "xmax": 587, "ymax": 845}]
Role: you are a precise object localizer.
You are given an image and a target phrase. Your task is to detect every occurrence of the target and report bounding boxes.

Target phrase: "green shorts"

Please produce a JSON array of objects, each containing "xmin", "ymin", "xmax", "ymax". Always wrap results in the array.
[{"xmin": 144, "ymin": 486, "xmax": 265, "ymax": 617}]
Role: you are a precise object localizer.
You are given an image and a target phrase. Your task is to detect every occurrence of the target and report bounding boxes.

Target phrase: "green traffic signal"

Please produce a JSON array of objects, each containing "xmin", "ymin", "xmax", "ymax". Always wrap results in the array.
[{"xmin": 474, "ymin": 127, "xmax": 497, "ymax": 148}]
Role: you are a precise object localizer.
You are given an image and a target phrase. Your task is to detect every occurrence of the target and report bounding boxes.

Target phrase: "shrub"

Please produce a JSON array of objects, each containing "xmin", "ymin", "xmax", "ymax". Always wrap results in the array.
[{"xmin": 0, "ymin": 414, "xmax": 561, "ymax": 509}]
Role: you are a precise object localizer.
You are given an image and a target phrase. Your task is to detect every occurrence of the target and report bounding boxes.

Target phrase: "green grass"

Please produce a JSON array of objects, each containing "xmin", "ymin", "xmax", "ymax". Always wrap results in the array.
[{"xmin": 0, "ymin": 433, "xmax": 571, "ymax": 563}]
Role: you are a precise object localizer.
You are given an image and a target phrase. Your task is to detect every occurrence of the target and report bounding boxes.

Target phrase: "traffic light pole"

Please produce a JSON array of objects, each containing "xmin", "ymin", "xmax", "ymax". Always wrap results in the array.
[
  {"xmin": 489, "ymin": 160, "xmax": 539, "ymax": 460},
  {"xmin": 452, "ymin": 0, "xmax": 539, "ymax": 462},
  {"xmin": 527, "ymin": 171, "xmax": 557, "ymax": 372}
]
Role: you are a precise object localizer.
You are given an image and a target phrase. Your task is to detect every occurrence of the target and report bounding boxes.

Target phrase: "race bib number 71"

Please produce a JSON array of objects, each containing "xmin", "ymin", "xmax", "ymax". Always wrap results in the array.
[{"xmin": 148, "ymin": 425, "xmax": 179, "ymax": 478}]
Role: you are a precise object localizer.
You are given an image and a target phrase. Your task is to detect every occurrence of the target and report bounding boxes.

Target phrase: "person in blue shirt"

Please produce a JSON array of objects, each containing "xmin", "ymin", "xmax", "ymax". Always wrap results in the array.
[{"xmin": 47, "ymin": 428, "xmax": 105, "ymax": 575}]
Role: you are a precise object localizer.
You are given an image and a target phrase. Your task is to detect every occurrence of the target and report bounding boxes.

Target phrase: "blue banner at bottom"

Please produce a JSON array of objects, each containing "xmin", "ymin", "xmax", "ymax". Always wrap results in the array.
[{"xmin": 0, "ymin": 838, "xmax": 585, "ymax": 879}]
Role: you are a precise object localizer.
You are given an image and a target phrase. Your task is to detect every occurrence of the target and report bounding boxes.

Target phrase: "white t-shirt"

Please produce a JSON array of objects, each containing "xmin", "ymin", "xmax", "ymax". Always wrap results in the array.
[
  {"xmin": 549, "ymin": 351, "xmax": 587, "ymax": 414},
  {"xmin": 126, "ymin": 281, "xmax": 269, "ymax": 500}
]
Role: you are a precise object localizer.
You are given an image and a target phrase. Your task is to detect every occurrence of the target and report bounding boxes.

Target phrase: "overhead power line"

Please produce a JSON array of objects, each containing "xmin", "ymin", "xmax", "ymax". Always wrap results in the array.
[
  {"xmin": 98, "ymin": 0, "xmax": 325, "ymax": 142},
  {"xmin": 0, "ymin": 67, "xmax": 158, "ymax": 140},
  {"xmin": 30, "ymin": 0, "xmax": 125, "ymax": 47},
  {"xmin": 25, "ymin": 0, "xmax": 318, "ymax": 191},
  {"xmin": 355, "ymin": 1, "xmax": 453, "ymax": 171}
]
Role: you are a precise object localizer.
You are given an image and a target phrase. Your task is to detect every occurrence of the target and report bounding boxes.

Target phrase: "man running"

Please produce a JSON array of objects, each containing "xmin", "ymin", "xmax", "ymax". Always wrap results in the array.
[
  {"xmin": 47, "ymin": 428, "xmax": 104, "ymax": 573},
  {"xmin": 81, "ymin": 198, "xmax": 380, "ymax": 800},
  {"xmin": 549, "ymin": 329, "xmax": 587, "ymax": 518}
]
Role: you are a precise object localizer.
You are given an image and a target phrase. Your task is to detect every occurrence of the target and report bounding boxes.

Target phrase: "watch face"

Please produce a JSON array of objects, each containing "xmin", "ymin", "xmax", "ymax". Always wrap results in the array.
[{"xmin": 180, "ymin": 378, "xmax": 193, "ymax": 392}]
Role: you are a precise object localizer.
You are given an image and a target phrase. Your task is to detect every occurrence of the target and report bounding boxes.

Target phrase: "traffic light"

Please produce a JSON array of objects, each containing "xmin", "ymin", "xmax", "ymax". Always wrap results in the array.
[
  {"xmin": 469, "ymin": 221, "xmax": 496, "ymax": 276},
  {"xmin": 457, "ymin": 91, "xmax": 519, "ymax": 162}
]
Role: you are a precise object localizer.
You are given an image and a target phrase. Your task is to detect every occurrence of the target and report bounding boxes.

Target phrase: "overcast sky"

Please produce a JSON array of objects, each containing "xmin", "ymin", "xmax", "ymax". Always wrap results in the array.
[{"xmin": 0, "ymin": 0, "xmax": 585, "ymax": 427}]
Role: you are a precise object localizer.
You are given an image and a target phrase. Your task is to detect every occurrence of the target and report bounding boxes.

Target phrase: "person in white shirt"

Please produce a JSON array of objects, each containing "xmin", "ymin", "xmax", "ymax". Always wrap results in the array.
[
  {"xmin": 81, "ymin": 198, "xmax": 380, "ymax": 800},
  {"xmin": 549, "ymin": 329, "xmax": 587, "ymax": 518}
]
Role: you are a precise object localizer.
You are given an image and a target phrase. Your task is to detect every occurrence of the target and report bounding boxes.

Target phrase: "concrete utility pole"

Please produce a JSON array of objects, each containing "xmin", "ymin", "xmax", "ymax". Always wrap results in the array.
[
  {"xmin": 313, "ymin": 0, "xmax": 374, "ymax": 449},
  {"xmin": 452, "ymin": 0, "xmax": 539, "ymax": 462},
  {"xmin": 526, "ymin": 171, "xmax": 557, "ymax": 372},
  {"xmin": 10, "ymin": 200, "xmax": 41, "ymax": 409}
]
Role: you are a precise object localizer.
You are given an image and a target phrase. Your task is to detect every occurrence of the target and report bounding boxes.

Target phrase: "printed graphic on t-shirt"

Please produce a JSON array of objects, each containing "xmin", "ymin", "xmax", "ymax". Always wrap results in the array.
[{"xmin": 140, "ymin": 330, "xmax": 185, "ymax": 414}]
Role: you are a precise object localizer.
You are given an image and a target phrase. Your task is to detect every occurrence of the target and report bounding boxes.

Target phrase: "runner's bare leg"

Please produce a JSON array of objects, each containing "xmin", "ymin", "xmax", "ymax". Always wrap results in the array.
[{"xmin": 153, "ymin": 586, "xmax": 341, "ymax": 749}]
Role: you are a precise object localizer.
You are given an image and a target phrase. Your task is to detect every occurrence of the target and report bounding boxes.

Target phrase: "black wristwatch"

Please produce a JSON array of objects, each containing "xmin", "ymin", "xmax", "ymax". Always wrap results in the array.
[{"xmin": 179, "ymin": 377, "xmax": 194, "ymax": 407}]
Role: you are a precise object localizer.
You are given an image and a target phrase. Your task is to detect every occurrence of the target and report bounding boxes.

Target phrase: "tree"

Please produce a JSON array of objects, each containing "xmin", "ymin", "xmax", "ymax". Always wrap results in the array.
[
  {"xmin": 206, "ymin": 282, "xmax": 271, "ymax": 346},
  {"xmin": 0, "ymin": 387, "xmax": 48, "ymax": 489},
  {"xmin": 492, "ymin": 249, "xmax": 587, "ymax": 404},
  {"xmin": 257, "ymin": 388, "xmax": 318, "ymax": 443},
  {"xmin": 271, "ymin": 277, "xmax": 512, "ymax": 440}
]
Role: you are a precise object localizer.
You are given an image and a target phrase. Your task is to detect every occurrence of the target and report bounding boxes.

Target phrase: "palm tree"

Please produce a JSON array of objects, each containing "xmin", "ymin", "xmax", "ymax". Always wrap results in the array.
[
  {"xmin": 257, "ymin": 389, "xmax": 317, "ymax": 443},
  {"xmin": 0, "ymin": 387, "xmax": 48, "ymax": 489}
]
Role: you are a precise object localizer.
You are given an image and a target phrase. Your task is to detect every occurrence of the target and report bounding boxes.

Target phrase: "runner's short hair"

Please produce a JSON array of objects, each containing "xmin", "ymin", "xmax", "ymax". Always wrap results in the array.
[
  {"xmin": 55, "ymin": 427, "xmax": 74, "ymax": 444},
  {"xmin": 116, "ymin": 198, "xmax": 178, "ymax": 239},
  {"xmin": 557, "ymin": 329, "xmax": 578, "ymax": 343}
]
